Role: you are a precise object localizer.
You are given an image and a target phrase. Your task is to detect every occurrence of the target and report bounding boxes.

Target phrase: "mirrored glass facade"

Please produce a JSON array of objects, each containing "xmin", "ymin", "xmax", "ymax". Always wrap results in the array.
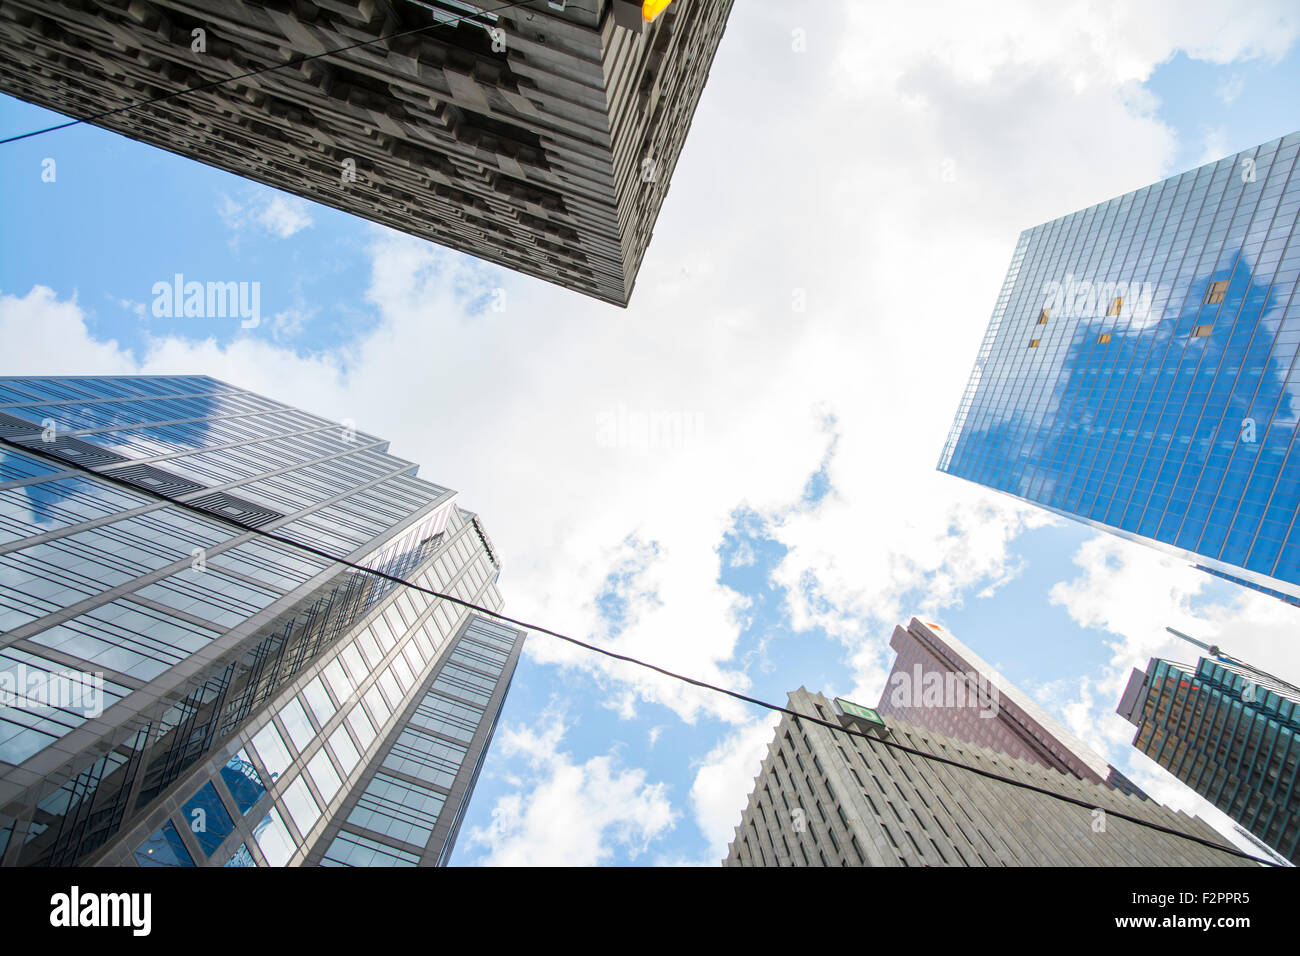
[
  {"xmin": 940, "ymin": 131, "xmax": 1300, "ymax": 605},
  {"xmin": 0, "ymin": 375, "xmax": 523, "ymax": 866}
]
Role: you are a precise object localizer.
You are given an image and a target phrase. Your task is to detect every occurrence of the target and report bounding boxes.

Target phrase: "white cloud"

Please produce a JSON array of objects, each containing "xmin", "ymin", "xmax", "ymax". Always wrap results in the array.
[
  {"xmin": 10, "ymin": 3, "xmax": 1292, "ymax": 731},
  {"xmin": 106, "ymin": 293, "xmax": 147, "ymax": 321},
  {"xmin": 727, "ymin": 541, "xmax": 757, "ymax": 568},
  {"xmin": 218, "ymin": 192, "xmax": 314, "ymax": 240},
  {"xmin": 1045, "ymin": 533, "xmax": 1300, "ymax": 854},
  {"xmin": 1, "ymin": 287, "xmax": 136, "ymax": 372},
  {"xmin": 7, "ymin": 0, "xmax": 1300, "ymax": 863},
  {"xmin": 1195, "ymin": 126, "xmax": 1231, "ymax": 166},
  {"xmin": 689, "ymin": 714, "xmax": 782, "ymax": 862},
  {"xmin": 466, "ymin": 712, "xmax": 677, "ymax": 866},
  {"xmin": 1217, "ymin": 73, "xmax": 1246, "ymax": 104},
  {"xmin": 256, "ymin": 195, "xmax": 314, "ymax": 238}
]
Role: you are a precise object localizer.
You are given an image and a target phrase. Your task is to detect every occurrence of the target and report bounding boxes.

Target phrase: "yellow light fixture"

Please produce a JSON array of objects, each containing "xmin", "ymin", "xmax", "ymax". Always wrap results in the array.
[{"xmin": 644, "ymin": 0, "xmax": 673, "ymax": 21}]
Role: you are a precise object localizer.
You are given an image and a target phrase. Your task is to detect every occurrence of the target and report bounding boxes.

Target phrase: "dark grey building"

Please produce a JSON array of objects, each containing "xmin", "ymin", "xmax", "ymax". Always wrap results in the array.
[
  {"xmin": 0, "ymin": 374, "xmax": 521, "ymax": 866},
  {"xmin": 724, "ymin": 688, "xmax": 1249, "ymax": 866},
  {"xmin": 0, "ymin": 0, "xmax": 734, "ymax": 306},
  {"xmin": 1117, "ymin": 651, "xmax": 1300, "ymax": 864}
]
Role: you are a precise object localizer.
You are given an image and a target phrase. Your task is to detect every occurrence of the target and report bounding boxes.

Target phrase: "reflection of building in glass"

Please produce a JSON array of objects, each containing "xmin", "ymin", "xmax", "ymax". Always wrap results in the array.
[
  {"xmin": 940, "ymin": 131, "xmax": 1300, "ymax": 606},
  {"xmin": 1117, "ymin": 652, "xmax": 1300, "ymax": 864},
  {"xmin": 878, "ymin": 618, "xmax": 1145, "ymax": 797},
  {"xmin": 0, "ymin": 375, "xmax": 521, "ymax": 866},
  {"xmin": 723, "ymin": 688, "xmax": 1248, "ymax": 866},
  {"xmin": 0, "ymin": 0, "xmax": 734, "ymax": 306}
]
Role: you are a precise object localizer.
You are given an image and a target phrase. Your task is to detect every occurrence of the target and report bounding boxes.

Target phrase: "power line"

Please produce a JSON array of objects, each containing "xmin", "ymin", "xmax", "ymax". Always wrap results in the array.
[
  {"xmin": 0, "ymin": 433, "xmax": 1276, "ymax": 866},
  {"xmin": 0, "ymin": 0, "xmax": 534, "ymax": 146}
]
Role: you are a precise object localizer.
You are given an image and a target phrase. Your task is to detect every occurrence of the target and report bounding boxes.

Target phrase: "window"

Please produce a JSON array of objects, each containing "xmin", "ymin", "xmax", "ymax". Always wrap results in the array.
[
  {"xmin": 134, "ymin": 821, "xmax": 194, "ymax": 868},
  {"xmin": 323, "ymin": 660, "xmax": 354, "ymax": 703},
  {"xmin": 329, "ymin": 724, "xmax": 361, "ymax": 775},
  {"xmin": 253, "ymin": 808, "xmax": 295, "ymax": 867},
  {"xmin": 1028, "ymin": 339, "xmax": 1040, "ymax": 348},
  {"xmin": 278, "ymin": 698, "xmax": 315, "ymax": 752},
  {"xmin": 1097, "ymin": 333, "xmax": 1111, "ymax": 343},
  {"xmin": 219, "ymin": 750, "xmax": 267, "ymax": 814},
  {"xmin": 223, "ymin": 843, "xmax": 257, "ymax": 867},
  {"xmin": 1205, "ymin": 280, "xmax": 1228, "ymax": 304},
  {"xmin": 363, "ymin": 685, "xmax": 391, "ymax": 725},
  {"xmin": 301, "ymin": 678, "xmax": 335, "ymax": 726},
  {"xmin": 1108, "ymin": 296, "xmax": 1123, "ymax": 316},
  {"xmin": 281, "ymin": 774, "xmax": 321, "ymax": 835},
  {"xmin": 181, "ymin": 782, "xmax": 234, "ymax": 857},
  {"xmin": 346, "ymin": 704, "xmax": 377, "ymax": 750},
  {"xmin": 308, "ymin": 749, "xmax": 342, "ymax": 803},
  {"xmin": 1192, "ymin": 325, "xmax": 1213, "ymax": 338},
  {"xmin": 250, "ymin": 723, "xmax": 292, "ymax": 782}
]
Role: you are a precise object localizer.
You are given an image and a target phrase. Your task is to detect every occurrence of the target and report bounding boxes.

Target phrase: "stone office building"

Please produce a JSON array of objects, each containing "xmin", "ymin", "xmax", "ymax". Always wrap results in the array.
[
  {"xmin": 0, "ymin": 0, "xmax": 734, "ymax": 305},
  {"xmin": 724, "ymin": 688, "xmax": 1249, "ymax": 867}
]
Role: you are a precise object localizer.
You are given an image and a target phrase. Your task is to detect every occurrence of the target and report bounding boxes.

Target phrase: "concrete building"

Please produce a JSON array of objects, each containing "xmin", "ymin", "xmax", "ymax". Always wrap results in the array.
[
  {"xmin": 724, "ymin": 688, "xmax": 1250, "ymax": 866},
  {"xmin": 0, "ymin": 0, "xmax": 734, "ymax": 306},
  {"xmin": 0, "ymin": 374, "xmax": 521, "ymax": 866},
  {"xmin": 878, "ymin": 617, "xmax": 1145, "ymax": 797},
  {"xmin": 1118, "ymin": 652, "xmax": 1300, "ymax": 864},
  {"xmin": 938, "ymin": 130, "xmax": 1300, "ymax": 607}
]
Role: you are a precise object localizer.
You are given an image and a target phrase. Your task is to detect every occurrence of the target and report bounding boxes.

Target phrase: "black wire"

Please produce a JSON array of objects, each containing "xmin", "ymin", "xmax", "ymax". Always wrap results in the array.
[
  {"xmin": 0, "ymin": 433, "xmax": 1277, "ymax": 866},
  {"xmin": 0, "ymin": 0, "xmax": 535, "ymax": 146}
]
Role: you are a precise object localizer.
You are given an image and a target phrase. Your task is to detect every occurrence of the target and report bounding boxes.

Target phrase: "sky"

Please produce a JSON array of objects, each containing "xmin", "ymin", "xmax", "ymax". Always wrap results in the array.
[{"xmin": 2, "ymin": 0, "xmax": 1300, "ymax": 866}]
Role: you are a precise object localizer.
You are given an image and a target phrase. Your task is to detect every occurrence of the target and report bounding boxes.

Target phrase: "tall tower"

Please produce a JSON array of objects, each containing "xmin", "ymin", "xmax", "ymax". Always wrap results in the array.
[
  {"xmin": 0, "ymin": 0, "xmax": 735, "ymax": 305},
  {"xmin": 877, "ymin": 618, "xmax": 1145, "ymax": 797},
  {"xmin": 0, "ymin": 375, "xmax": 521, "ymax": 866},
  {"xmin": 1117, "ymin": 651, "xmax": 1300, "ymax": 863},
  {"xmin": 938, "ymin": 130, "xmax": 1300, "ymax": 606}
]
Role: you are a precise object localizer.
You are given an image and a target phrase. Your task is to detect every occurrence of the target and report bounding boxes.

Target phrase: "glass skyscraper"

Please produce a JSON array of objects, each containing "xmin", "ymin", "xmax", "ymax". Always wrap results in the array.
[
  {"xmin": 0, "ymin": 375, "xmax": 522, "ymax": 866},
  {"xmin": 939, "ymin": 130, "xmax": 1300, "ymax": 606},
  {"xmin": 1117, "ymin": 653, "xmax": 1300, "ymax": 863}
]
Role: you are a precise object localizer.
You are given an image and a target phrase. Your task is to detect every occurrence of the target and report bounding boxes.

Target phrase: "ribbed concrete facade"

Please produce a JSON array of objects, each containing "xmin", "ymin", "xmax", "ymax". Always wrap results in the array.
[
  {"xmin": 723, "ymin": 688, "xmax": 1250, "ymax": 867},
  {"xmin": 0, "ymin": 0, "xmax": 733, "ymax": 305}
]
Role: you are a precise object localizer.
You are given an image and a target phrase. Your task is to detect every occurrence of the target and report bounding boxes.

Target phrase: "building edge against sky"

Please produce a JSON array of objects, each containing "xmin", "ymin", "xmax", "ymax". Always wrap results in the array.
[
  {"xmin": 938, "ymin": 130, "xmax": 1300, "ymax": 608},
  {"xmin": 0, "ymin": 374, "xmax": 521, "ymax": 866},
  {"xmin": 0, "ymin": 0, "xmax": 735, "ymax": 306},
  {"xmin": 878, "ymin": 617, "xmax": 1146, "ymax": 798},
  {"xmin": 723, "ymin": 686, "xmax": 1248, "ymax": 867},
  {"xmin": 1117, "ymin": 651, "xmax": 1300, "ymax": 864}
]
